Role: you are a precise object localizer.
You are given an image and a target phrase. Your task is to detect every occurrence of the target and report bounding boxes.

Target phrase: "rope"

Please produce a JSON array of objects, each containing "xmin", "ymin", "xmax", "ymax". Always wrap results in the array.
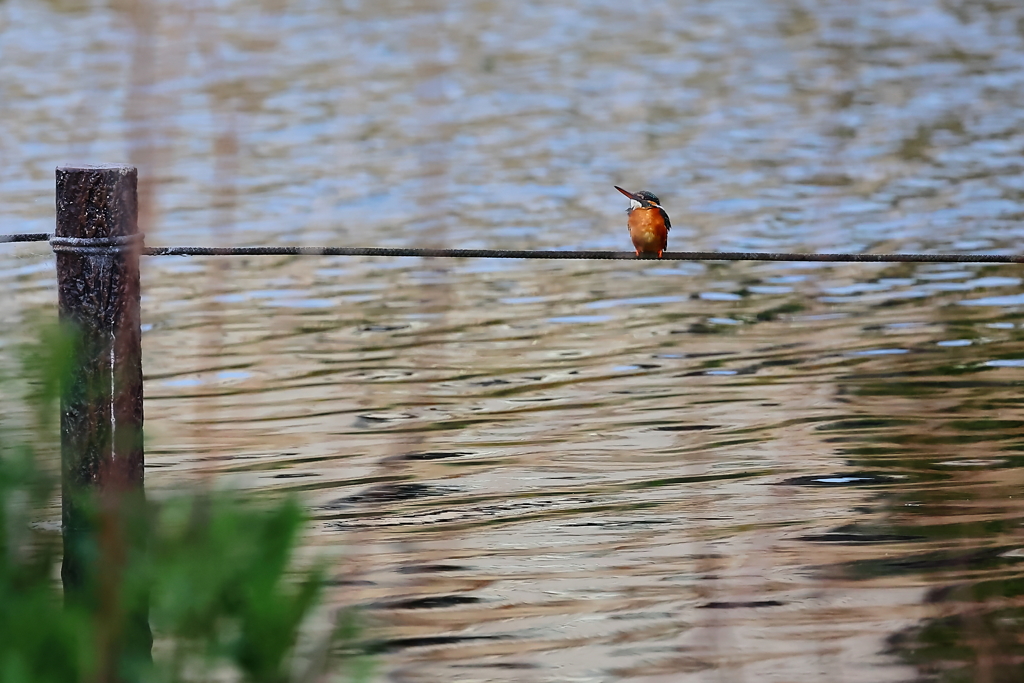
[
  {"xmin": 2, "ymin": 233, "xmax": 1024, "ymax": 263},
  {"xmin": 1, "ymin": 233, "xmax": 50, "ymax": 243},
  {"xmin": 140, "ymin": 246, "xmax": 1024, "ymax": 263},
  {"xmin": 50, "ymin": 234, "xmax": 145, "ymax": 255}
]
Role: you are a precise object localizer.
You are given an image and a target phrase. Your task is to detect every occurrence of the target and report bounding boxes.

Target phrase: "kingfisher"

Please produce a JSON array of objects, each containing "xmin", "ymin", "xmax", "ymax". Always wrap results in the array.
[{"xmin": 615, "ymin": 186, "xmax": 671, "ymax": 258}]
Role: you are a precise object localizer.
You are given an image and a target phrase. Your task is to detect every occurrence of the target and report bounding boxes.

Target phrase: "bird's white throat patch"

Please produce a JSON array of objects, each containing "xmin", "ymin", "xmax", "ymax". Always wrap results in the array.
[{"xmin": 629, "ymin": 198, "xmax": 643, "ymax": 210}]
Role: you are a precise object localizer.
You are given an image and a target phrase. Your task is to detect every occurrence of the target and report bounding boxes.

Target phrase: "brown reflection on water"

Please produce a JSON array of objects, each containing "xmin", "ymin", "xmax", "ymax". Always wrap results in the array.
[
  {"xmin": 830, "ymin": 314, "xmax": 1024, "ymax": 683},
  {"xmin": 132, "ymin": 255, "xmax": 1024, "ymax": 681},
  {"xmin": 6, "ymin": 0, "xmax": 1024, "ymax": 680}
]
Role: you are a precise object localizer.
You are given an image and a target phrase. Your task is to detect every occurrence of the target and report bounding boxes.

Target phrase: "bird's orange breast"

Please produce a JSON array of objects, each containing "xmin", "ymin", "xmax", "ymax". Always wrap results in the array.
[{"xmin": 628, "ymin": 208, "xmax": 669, "ymax": 254}]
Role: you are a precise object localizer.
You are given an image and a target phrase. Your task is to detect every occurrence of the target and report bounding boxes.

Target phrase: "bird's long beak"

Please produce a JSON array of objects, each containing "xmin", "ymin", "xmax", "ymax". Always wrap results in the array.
[{"xmin": 614, "ymin": 186, "xmax": 640, "ymax": 201}]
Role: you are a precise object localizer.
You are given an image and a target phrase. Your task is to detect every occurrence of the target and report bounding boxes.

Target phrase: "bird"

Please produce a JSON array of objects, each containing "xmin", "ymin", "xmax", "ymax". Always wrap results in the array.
[{"xmin": 614, "ymin": 186, "xmax": 671, "ymax": 258}]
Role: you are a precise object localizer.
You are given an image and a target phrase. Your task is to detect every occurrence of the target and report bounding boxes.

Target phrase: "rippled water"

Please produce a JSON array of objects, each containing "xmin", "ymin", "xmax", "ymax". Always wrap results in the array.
[{"xmin": 6, "ymin": 0, "xmax": 1024, "ymax": 680}]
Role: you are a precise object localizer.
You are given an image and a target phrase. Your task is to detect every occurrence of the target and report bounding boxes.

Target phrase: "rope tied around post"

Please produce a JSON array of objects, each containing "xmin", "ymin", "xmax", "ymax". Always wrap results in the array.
[{"xmin": 50, "ymin": 234, "xmax": 146, "ymax": 255}]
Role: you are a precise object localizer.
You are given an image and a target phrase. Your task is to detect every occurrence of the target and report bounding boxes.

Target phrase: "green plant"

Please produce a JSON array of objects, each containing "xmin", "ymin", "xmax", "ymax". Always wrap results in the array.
[{"xmin": 0, "ymin": 323, "xmax": 368, "ymax": 683}]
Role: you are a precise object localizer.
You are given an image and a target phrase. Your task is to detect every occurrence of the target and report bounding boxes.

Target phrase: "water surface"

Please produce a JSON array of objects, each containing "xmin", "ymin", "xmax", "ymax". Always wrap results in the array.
[{"xmin": 5, "ymin": 0, "xmax": 1024, "ymax": 680}]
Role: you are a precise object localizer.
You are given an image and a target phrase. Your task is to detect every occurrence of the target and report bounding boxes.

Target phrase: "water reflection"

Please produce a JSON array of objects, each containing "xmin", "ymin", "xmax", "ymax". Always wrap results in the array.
[{"xmin": 5, "ymin": 0, "xmax": 1024, "ymax": 680}]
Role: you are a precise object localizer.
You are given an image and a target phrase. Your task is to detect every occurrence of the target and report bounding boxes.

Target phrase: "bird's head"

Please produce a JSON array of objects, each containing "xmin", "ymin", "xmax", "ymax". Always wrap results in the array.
[{"xmin": 614, "ymin": 186, "xmax": 662, "ymax": 211}]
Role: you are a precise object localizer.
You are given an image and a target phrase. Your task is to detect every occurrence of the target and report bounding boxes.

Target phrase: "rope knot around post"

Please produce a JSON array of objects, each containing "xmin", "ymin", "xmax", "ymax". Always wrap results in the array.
[{"xmin": 49, "ymin": 233, "xmax": 146, "ymax": 255}]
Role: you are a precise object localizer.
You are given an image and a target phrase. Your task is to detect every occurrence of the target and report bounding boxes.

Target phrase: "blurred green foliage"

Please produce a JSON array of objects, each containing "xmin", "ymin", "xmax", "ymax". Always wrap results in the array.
[{"xmin": 0, "ymin": 322, "xmax": 369, "ymax": 683}]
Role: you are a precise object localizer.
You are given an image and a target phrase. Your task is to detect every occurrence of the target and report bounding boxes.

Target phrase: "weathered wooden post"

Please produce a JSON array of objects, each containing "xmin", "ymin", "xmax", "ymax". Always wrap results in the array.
[{"xmin": 53, "ymin": 165, "xmax": 151, "ymax": 677}]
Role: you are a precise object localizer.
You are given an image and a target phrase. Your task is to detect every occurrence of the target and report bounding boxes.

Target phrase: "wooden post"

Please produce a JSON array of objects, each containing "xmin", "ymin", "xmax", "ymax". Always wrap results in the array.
[{"xmin": 54, "ymin": 165, "xmax": 150, "ymax": 677}]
